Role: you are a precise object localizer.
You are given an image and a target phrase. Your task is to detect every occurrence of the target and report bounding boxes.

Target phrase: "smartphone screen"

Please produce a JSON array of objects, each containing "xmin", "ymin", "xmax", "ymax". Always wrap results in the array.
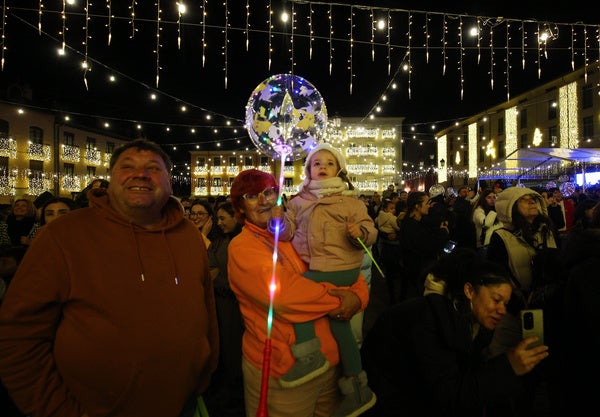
[
  {"xmin": 520, "ymin": 309, "xmax": 544, "ymax": 349},
  {"xmin": 443, "ymin": 240, "xmax": 457, "ymax": 253}
]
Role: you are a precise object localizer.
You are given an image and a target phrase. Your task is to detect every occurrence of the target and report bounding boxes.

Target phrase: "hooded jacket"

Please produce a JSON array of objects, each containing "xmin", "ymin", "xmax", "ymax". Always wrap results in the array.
[
  {"xmin": 0, "ymin": 189, "xmax": 219, "ymax": 417},
  {"xmin": 281, "ymin": 142, "xmax": 377, "ymax": 271},
  {"xmin": 488, "ymin": 187, "xmax": 557, "ymax": 292}
]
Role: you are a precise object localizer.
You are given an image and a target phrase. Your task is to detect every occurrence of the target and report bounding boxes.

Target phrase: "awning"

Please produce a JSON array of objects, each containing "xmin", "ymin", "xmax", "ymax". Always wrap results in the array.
[{"xmin": 478, "ymin": 147, "xmax": 600, "ymax": 180}]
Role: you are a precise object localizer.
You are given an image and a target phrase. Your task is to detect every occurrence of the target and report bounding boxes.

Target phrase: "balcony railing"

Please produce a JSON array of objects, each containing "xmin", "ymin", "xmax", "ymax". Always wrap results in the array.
[
  {"xmin": 28, "ymin": 143, "xmax": 52, "ymax": 162},
  {"xmin": 85, "ymin": 149, "xmax": 102, "ymax": 166},
  {"xmin": 61, "ymin": 175, "xmax": 81, "ymax": 192},
  {"xmin": 0, "ymin": 137, "xmax": 17, "ymax": 158},
  {"xmin": 62, "ymin": 145, "xmax": 81, "ymax": 163}
]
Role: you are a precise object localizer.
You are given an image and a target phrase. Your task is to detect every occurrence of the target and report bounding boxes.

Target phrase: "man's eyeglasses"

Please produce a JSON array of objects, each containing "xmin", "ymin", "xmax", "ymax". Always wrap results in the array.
[
  {"xmin": 189, "ymin": 211, "xmax": 209, "ymax": 218},
  {"xmin": 242, "ymin": 187, "xmax": 279, "ymax": 202}
]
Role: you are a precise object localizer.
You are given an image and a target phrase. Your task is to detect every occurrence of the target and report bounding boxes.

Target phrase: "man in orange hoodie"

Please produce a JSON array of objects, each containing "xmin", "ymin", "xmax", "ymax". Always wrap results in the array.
[{"xmin": 0, "ymin": 139, "xmax": 218, "ymax": 417}]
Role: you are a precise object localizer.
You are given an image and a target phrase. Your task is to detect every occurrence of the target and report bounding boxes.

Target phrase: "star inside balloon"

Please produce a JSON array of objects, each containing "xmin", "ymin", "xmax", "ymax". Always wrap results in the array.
[{"xmin": 245, "ymin": 73, "xmax": 327, "ymax": 161}]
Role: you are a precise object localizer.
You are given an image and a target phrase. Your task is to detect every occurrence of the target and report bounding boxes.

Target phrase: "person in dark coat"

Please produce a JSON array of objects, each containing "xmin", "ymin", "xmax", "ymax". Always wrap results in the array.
[
  {"xmin": 560, "ymin": 226, "xmax": 600, "ymax": 416},
  {"xmin": 360, "ymin": 248, "xmax": 549, "ymax": 417}
]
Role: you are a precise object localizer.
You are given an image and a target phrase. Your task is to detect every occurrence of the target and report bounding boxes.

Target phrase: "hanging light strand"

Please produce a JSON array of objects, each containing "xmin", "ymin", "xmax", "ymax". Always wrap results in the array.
[
  {"xmin": 458, "ymin": 16, "xmax": 464, "ymax": 99},
  {"xmin": 370, "ymin": 8, "xmax": 375, "ymax": 62},
  {"xmin": 583, "ymin": 24, "xmax": 588, "ymax": 83},
  {"xmin": 442, "ymin": 14, "xmax": 447, "ymax": 75},
  {"xmin": 201, "ymin": 0, "xmax": 206, "ymax": 66},
  {"xmin": 223, "ymin": 0, "xmax": 229, "ymax": 88},
  {"xmin": 386, "ymin": 9, "xmax": 391, "ymax": 74},
  {"xmin": 349, "ymin": 5, "xmax": 354, "ymax": 94},
  {"xmin": 155, "ymin": 0, "xmax": 161, "ymax": 87},
  {"xmin": 83, "ymin": 0, "xmax": 91, "ymax": 90},
  {"xmin": 476, "ymin": 17, "xmax": 481, "ymax": 65},
  {"xmin": 407, "ymin": 12, "xmax": 412, "ymax": 99},
  {"xmin": 290, "ymin": 1, "xmax": 295, "ymax": 71},
  {"xmin": 245, "ymin": 0, "xmax": 249, "ymax": 50},
  {"xmin": 267, "ymin": 0, "xmax": 272, "ymax": 70},
  {"xmin": 1, "ymin": 0, "xmax": 6, "ymax": 70},
  {"xmin": 106, "ymin": 0, "xmax": 112, "ymax": 45},
  {"xmin": 489, "ymin": 24, "xmax": 494, "ymax": 89},
  {"xmin": 424, "ymin": 12, "xmax": 430, "ymax": 63},
  {"xmin": 60, "ymin": 0, "xmax": 66, "ymax": 51},
  {"xmin": 521, "ymin": 20, "xmax": 526, "ymax": 69},
  {"xmin": 505, "ymin": 21, "xmax": 511, "ymax": 101},
  {"xmin": 537, "ymin": 22, "xmax": 542, "ymax": 78},
  {"xmin": 308, "ymin": 2, "xmax": 313, "ymax": 59},
  {"xmin": 328, "ymin": 4, "xmax": 333, "ymax": 75},
  {"xmin": 129, "ymin": 0, "xmax": 136, "ymax": 39},
  {"xmin": 38, "ymin": 0, "xmax": 43, "ymax": 35}
]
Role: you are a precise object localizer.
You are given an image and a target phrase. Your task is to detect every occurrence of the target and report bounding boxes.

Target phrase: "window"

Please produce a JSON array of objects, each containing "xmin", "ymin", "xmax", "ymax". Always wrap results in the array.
[
  {"xmin": 229, "ymin": 156, "xmax": 237, "ymax": 166},
  {"xmin": 548, "ymin": 102, "xmax": 557, "ymax": 120},
  {"xmin": 213, "ymin": 177, "xmax": 222, "ymax": 187},
  {"xmin": 260, "ymin": 156, "xmax": 270, "ymax": 166},
  {"xmin": 29, "ymin": 126, "xmax": 44, "ymax": 144},
  {"xmin": 479, "ymin": 146, "xmax": 485, "ymax": 163},
  {"xmin": 229, "ymin": 177, "xmax": 235, "ymax": 187},
  {"xmin": 478, "ymin": 124, "xmax": 485, "ymax": 141},
  {"xmin": 520, "ymin": 133, "xmax": 528, "ymax": 148},
  {"xmin": 213, "ymin": 156, "xmax": 221, "ymax": 166},
  {"xmin": 86, "ymin": 137, "xmax": 96, "ymax": 152},
  {"xmin": 548, "ymin": 126, "xmax": 558, "ymax": 147},
  {"xmin": 244, "ymin": 156, "xmax": 253, "ymax": 166},
  {"xmin": 0, "ymin": 119, "xmax": 8, "ymax": 137},
  {"xmin": 0, "ymin": 156, "xmax": 8, "ymax": 174},
  {"xmin": 520, "ymin": 109, "xmax": 528, "ymax": 129},
  {"xmin": 29, "ymin": 160, "xmax": 44, "ymax": 176},
  {"xmin": 498, "ymin": 141, "xmax": 505, "ymax": 159},
  {"xmin": 106, "ymin": 141, "xmax": 115, "ymax": 153},
  {"xmin": 87, "ymin": 166, "xmax": 96, "ymax": 177},
  {"xmin": 583, "ymin": 116, "xmax": 594, "ymax": 140},
  {"xmin": 63, "ymin": 131, "xmax": 74, "ymax": 146},
  {"xmin": 497, "ymin": 118, "xmax": 504, "ymax": 136},
  {"xmin": 582, "ymin": 84, "xmax": 593, "ymax": 109},
  {"xmin": 64, "ymin": 163, "xmax": 75, "ymax": 176},
  {"xmin": 197, "ymin": 177, "xmax": 206, "ymax": 187}
]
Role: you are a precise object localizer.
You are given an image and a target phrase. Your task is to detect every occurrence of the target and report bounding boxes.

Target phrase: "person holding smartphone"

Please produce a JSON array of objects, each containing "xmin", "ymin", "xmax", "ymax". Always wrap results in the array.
[{"xmin": 361, "ymin": 248, "xmax": 549, "ymax": 417}]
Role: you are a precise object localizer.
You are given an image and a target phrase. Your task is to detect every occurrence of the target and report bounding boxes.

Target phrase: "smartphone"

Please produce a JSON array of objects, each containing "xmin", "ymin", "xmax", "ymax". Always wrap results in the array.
[
  {"xmin": 443, "ymin": 240, "xmax": 457, "ymax": 253},
  {"xmin": 520, "ymin": 309, "xmax": 544, "ymax": 349}
]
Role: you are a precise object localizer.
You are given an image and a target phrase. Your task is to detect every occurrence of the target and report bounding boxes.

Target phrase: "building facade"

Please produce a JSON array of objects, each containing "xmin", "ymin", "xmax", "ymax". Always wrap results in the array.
[
  {"xmin": 189, "ymin": 117, "xmax": 405, "ymax": 197},
  {"xmin": 435, "ymin": 61, "xmax": 600, "ymax": 188},
  {"xmin": 0, "ymin": 102, "xmax": 128, "ymax": 203}
]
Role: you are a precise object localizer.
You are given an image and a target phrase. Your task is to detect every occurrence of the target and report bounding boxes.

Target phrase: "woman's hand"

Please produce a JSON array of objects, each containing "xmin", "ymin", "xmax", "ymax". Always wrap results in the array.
[
  {"xmin": 506, "ymin": 337, "xmax": 549, "ymax": 376},
  {"xmin": 327, "ymin": 288, "xmax": 361, "ymax": 320}
]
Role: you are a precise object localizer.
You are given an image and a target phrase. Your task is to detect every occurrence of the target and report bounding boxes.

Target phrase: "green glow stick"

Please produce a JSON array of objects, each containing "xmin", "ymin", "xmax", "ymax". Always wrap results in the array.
[{"xmin": 357, "ymin": 237, "xmax": 385, "ymax": 278}]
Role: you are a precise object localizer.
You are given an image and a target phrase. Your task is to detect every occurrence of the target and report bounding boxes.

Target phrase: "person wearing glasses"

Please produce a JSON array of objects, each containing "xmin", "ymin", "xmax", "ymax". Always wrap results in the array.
[
  {"xmin": 227, "ymin": 168, "xmax": 369, "ymax": 417},
  {"xmin": 272, "ymin": 143, "xmax": 378, "ymax": 417},
  {"xmin": 189, "ymin": 199, "xmax": 223, "ymax": 247}
]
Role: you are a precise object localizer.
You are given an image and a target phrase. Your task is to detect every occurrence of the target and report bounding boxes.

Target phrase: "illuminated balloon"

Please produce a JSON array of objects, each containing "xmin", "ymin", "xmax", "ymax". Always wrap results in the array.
[
  {"xmin": 429, "ymin": 184, "xmax": 445, "ymax": 199},
  {"xmin": 245, "ymin": 74, "xmax": 327, "ymax": 160},
  {"xmin": 546, "ymin": 181, "xmax": 557, "ymax": 189},
  {"xmin": 560, "ymin": 181, "xmax": 576, "ymax": 196}
]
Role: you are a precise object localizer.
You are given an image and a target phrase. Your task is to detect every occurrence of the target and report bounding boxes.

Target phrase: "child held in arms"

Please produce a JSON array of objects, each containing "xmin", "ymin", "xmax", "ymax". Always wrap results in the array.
[{"xmin": 271, "ymin": 142, "xmax": 378, "ymax": 417}]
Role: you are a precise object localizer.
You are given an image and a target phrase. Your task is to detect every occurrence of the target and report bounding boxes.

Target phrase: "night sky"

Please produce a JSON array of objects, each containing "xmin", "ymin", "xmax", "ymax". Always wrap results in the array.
[{"xmin": 0, "ymin": 1, "xmax": 596, "ymax": 168}]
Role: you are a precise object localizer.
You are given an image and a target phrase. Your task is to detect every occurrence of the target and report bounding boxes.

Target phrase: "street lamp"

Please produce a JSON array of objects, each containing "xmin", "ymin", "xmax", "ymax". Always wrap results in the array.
[{"xmin": 439, "ymin": 158, "xmax": 445, "ymax": 169}]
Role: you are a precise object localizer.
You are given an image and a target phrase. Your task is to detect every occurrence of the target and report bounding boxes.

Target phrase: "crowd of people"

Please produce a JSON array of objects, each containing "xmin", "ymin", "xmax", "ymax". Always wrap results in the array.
[{"xmin": 0, "ymin": 139, "xmax": 598, "ymax": 417}]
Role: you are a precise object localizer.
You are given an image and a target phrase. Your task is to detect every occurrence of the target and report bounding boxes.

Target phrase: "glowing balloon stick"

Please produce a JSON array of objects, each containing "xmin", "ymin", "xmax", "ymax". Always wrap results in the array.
[
  {"xmin": 256, "ymin": 145, "xmax": 291, "ymax": 417},
  {"xmin": 357, "ymin": 237, "xmax": 385, "ymax": 278}
]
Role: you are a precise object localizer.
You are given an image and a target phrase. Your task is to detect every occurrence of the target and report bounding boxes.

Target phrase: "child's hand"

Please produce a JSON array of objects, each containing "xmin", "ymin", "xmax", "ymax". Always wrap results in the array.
[{"xmin": 346, "ymin": 222, "xmax": 362, "ymax": 240}]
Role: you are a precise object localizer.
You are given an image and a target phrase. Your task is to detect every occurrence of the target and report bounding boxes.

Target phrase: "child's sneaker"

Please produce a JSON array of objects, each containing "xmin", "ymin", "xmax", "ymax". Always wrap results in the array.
[{"xmin": 279, "ymin": 338, "xmax": 330, "ymax": 388}]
